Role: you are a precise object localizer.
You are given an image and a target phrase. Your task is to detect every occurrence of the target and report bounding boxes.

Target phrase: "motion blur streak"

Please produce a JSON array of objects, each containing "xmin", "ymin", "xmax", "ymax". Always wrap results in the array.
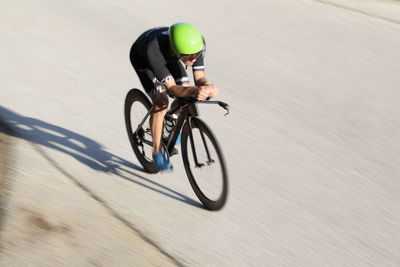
[{"xmin": 1, "ymin": 0, "xmax": 400, "ymax": 266}]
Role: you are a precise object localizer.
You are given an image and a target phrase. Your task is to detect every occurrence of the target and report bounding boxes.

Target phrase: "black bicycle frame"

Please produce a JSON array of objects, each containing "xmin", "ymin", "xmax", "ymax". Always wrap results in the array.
[{"xmin": 134, "ymin": 98, "xmax": 230, "ymax": 167}]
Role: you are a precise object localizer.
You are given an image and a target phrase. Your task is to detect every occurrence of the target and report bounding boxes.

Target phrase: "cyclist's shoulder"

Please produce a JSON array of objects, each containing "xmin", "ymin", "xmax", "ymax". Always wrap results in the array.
[{"xmin": 141, "ymin": 27, "xmax": 169, "ymax": 40}]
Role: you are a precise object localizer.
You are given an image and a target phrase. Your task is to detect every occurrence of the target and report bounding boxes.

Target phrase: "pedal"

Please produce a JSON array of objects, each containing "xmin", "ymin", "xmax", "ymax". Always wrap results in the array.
[{"xmin": 170, "ymin": 147, "xmax": 179, "ymax": 157}]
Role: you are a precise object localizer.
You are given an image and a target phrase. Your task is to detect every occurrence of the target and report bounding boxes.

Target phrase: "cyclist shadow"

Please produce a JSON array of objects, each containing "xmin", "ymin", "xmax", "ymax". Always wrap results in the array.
[{"xmin": 0, "ymin": 106, "xmax": 202, "ymax": 209}]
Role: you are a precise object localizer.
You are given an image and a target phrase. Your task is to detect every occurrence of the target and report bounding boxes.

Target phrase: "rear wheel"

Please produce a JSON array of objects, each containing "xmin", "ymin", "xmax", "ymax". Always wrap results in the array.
[
  {"xmin": 124, "ymin": 89, "xmax": 159, "ymax": 173},
  {"xmin": 181, "ymin": 118, "xmax": 228, "ymax": 210}
]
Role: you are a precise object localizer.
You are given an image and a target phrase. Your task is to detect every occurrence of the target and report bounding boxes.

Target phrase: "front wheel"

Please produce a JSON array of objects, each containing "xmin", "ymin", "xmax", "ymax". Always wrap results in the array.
[{"xmin": 181, "ymin": 118, "xmax": 228, "ymax": 210}]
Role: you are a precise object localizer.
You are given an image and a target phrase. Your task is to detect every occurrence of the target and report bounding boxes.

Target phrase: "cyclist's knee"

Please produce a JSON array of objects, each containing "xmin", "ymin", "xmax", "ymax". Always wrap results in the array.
[{"xmin": 151, "ymin": 92, "xmax": 169, "ymax": 113}]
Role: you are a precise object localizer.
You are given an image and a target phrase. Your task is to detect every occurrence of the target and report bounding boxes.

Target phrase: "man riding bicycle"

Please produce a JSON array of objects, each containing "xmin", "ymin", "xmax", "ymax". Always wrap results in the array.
[{"xmin": 129, "ymin": 23, "xmax": 219, "ymax": 171}]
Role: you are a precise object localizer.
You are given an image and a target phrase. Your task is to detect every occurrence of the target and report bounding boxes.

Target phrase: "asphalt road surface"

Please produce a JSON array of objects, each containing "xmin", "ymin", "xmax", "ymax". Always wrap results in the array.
[{"xmin": 1, "ymin": 0, "xmax": 400, "ymax": 266}]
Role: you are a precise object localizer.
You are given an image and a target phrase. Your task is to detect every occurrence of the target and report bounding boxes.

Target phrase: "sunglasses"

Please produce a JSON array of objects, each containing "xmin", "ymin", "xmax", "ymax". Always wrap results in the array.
[{"xmin": 179, "ymin": 52, "xmax": 201, "ymax": 62}]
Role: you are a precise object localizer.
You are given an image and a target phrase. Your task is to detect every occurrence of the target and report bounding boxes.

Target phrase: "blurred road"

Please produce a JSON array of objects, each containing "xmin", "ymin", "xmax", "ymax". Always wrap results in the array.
[{"xmin": 1, "ymin": 0, "xmax": 400, "ymax": 266}]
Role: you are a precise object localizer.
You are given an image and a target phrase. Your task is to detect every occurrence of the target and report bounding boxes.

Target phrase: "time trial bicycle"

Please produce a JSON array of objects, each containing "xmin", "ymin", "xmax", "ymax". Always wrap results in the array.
[{"xmin": 124, "ymin": 88, "xmax": 229, "ymax": 210}]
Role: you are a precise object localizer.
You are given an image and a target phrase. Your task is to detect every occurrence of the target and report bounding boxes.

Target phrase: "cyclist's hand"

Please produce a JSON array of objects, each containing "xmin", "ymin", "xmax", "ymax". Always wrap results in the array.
[
  {"xmin": 195, "ymin": 84, "xmax": 219, "ymax": 100},
  {"xmin": 206, "ymin": 84, "xmax": 218, "ymax": 98},
  {"xmin": 196, "ymin": 86, "xmax": 211, "ymax": 100}
]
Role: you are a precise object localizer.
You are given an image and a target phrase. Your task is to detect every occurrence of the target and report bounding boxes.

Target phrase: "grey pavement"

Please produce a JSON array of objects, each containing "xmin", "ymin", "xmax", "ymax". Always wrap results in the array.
[{"xmin": 1, "ymin": 0, "xmax": 400, "ymax": 266}]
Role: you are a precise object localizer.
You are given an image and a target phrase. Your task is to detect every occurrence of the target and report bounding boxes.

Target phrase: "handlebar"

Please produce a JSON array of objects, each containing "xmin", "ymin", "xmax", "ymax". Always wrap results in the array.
[
  {"xmin": 197, "ymin": 100, "xmax": 230, "ymax": 116},
  {"xmin": 173, "ymin": 96, "xmax": 230, "ymax": 116}
]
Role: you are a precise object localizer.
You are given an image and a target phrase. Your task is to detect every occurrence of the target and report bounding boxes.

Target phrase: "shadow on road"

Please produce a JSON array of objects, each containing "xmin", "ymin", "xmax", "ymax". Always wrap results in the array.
[{"xmin": 0, "ymin": 106, "xmax": 201, "ymax": 208}]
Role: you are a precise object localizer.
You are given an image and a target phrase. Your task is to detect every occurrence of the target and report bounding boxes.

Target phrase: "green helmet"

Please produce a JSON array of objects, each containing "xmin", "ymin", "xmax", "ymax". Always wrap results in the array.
[{"xmin": 168, "ymin": 23, "xmax": 203, "ymax": 56}]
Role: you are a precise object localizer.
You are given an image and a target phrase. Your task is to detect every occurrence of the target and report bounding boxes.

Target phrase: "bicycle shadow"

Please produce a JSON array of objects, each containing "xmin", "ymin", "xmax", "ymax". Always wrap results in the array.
[{"xmin": 0, "ymin": 106, "xmax": 202, "ymax": 209}]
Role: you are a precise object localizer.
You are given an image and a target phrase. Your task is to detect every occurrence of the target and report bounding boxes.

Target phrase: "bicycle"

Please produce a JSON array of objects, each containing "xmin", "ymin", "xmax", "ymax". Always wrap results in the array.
[{"xmin": 124, "ymin": 88, "xmax": 230, "ymax": 210}]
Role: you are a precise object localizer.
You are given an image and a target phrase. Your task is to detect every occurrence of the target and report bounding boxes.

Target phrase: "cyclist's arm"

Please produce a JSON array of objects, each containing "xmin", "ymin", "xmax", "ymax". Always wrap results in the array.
[
  {"xmin": 164, "ymin": 79, "xmax": 210, "ymax": 100},
  {"xmin": 192, "ymin": 51, "xmax": 207, "ymax": 85},
  {"xmin": 193, "ymin": 70, "xmax": 209, "ymax": 86},
  {"xmin": 164, "ymin": 79, "xmax": 197, "ymax": 97},
  {"xmin": 193, "ymin": 70, "xmax": 218, "ymax": 98}
]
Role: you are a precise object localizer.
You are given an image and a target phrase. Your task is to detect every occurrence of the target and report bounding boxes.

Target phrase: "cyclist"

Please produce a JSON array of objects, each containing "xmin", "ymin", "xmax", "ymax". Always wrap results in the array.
[{"xmin": 129, "ymin": 22, "xmax": 218, "ymax": 171}]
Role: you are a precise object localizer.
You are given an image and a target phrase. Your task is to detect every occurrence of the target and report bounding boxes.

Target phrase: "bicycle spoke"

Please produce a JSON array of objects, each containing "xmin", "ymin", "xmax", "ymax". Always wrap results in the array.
[
  {"xmin": 188, "ymin": 120, "xmax": 202, "ymax": 167},
  {"xmin": 199, "ymin": 129, "xmax": 213, "ymax": 165}
]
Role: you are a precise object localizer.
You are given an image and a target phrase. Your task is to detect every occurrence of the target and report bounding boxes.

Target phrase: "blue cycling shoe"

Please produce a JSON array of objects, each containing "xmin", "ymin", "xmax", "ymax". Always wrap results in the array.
[{"xmin": 152, "ymin": 152, "xmax": 172, "ymax": 171}]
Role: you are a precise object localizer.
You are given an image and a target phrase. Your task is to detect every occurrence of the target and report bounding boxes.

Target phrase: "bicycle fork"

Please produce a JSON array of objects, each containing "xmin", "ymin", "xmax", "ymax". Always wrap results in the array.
[{"xmin": 187, "ymin": 118, "xmax": 214, "ymax": 168}]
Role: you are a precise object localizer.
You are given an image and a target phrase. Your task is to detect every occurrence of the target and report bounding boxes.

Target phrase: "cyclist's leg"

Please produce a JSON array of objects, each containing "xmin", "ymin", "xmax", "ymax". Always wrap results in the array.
[
  {"xmin": 149, "ymin": 91, "xmax": 168, "ymax": 153},
  {"xmin": 130, "ymin": 50, "xmax": 169, "ymax": 155},
  {"xmin": 166, "ymin": 61, "xmax": 188, "ymax": 145}
]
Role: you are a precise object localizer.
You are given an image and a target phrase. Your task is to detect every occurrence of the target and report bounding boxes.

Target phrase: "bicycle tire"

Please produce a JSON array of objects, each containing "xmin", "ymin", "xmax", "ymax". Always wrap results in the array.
[
  {"xmin": 181, "ymin": 117, "xmax": 228, "ymax": 210},
  {"xmin": 124, "ymin": 88, "xmax": 159, "ymax": 174}
]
